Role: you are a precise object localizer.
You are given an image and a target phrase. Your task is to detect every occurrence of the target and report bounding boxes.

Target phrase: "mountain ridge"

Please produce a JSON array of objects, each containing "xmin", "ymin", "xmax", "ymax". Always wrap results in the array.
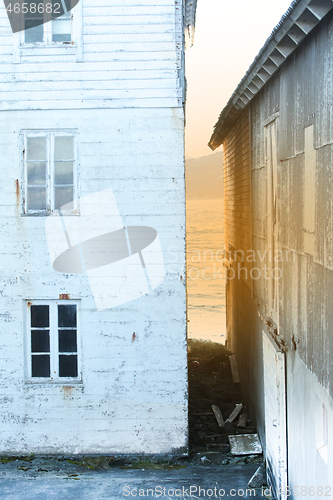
[{"xmin": 185, "ymin": 151, "xmax": 224, "ymax": 200}]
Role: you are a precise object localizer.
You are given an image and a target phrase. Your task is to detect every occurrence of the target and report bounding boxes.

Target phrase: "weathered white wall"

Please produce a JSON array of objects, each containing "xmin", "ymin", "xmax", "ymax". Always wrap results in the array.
[
  {"xmin": 0, "ymin": 0, "xmax": 188, "ymax": 455},
  {"xmin": 287, "ymin": 353, "xmax": 333, "ymax": 492},
  {"xmin": 0, "ymin": 107, "xmax": 187, "ymax": 455}
]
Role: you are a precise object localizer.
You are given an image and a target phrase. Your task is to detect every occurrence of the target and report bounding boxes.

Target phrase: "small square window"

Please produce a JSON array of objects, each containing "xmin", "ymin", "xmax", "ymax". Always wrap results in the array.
[
  {"xmin": 31, "ymin": 304, "xmax": 49, "ymax": 327},
  {"xmin": 31, "ymin": 330, "xmax": 50, "ymax": 352},
  {"xmin": 26, "ymin": 300, "xmax": 80, "ymax": 382},
  {"xmin": 59, "ymin": 355, "xmax": 78, "ymax": 378},
  {"xmin": 23, "ymin": 131, "xmax": 78, "ymax": 215},
  {"xmin": 32, "ymin": 355, "xmax": 51, "ymax": 378}
]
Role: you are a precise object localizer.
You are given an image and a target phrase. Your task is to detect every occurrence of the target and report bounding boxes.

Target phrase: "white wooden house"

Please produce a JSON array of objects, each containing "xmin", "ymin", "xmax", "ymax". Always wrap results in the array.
[
  {"xmin": 209, "ymin": 0, "xmax": 333, "ymax": 497},
  {"xmin": 0, "ymin": 0, "xmax": 196, "ymax": 456}
]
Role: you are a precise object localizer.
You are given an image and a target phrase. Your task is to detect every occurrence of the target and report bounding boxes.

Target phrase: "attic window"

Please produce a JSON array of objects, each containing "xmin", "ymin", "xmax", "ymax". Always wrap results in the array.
[
  {"xmin": 24, "ymin": 6, "xmax": 72, "ymax": 44},
  {"xmin": 12, "ymin": 1, "xmax": 82, "ymax": 63}
]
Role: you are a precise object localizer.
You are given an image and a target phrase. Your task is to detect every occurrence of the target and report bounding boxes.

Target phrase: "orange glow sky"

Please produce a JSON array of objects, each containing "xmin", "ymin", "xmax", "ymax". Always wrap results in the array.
[{"xmin": 185, "ymin": 0, "xmax": 292, "ymax": 159}]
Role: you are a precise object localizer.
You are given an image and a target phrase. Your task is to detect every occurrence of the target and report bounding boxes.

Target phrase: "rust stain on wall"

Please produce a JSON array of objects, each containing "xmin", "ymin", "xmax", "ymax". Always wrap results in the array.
[
  {"xmin": 15, "ymin": 180, "xmax": 20, "ymax": 206},
  {"xmin": 62, "ymin": 386, "xmax": 73, "ymax": 398},
  {"xmin": 59, "ymin": 294, "xmax": 70, "ymax": 300},
  {"xmin": 131, "ymin": 332, "xmax": 136, "ymax": 342}
]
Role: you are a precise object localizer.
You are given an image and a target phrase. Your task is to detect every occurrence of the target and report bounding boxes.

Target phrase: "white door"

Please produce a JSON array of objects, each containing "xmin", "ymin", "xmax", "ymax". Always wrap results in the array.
[{"xmin": 263, "ymin": 330, "xmax": 288, "ymax": 500}]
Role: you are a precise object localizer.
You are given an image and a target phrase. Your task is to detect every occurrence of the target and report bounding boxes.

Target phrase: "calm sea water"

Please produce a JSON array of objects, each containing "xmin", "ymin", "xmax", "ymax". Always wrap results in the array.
[{"xmin": 186, "ymin": 199, "xmax": 226, "ymax": 344}]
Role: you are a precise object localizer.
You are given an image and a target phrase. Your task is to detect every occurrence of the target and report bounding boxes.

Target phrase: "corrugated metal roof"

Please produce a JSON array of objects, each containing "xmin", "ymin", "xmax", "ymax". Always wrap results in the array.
[
  {"xmin": 209, "ymin": 0, "xmax": 333, "ymax": 150},
  {"xmin": 185, "ymin": 0, "xmax": 198, "ymax": 48}
]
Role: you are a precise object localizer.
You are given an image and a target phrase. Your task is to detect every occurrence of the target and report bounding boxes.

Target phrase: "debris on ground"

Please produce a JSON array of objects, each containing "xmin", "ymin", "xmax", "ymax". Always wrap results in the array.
[
  {"xmin": 238, "ymin": 413, "xmax": 248, "ymax": 428},
  {"xmin": 229, "ymin": 434, "xmax": 263, "ymax": 455},
  {"xmin": 211, "ymin": 405, "xmax": 224, "ymax": 427},
  {"xmin": 225, "ymin": 403, "xmax": 243, "ymax": 423},
  {"xmin": 188, "ymin": 339, "xmax": 263, "ymax": 466},
  {"xmin": 248, "ymin": 464, "xmax": 266, "ymax": 488}
]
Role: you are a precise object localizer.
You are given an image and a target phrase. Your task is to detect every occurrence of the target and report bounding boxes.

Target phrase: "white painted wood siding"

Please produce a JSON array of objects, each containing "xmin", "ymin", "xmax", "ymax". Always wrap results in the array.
[{"xmin": 0, "ymin": 0, "xmax": 184, "ymax": 110}]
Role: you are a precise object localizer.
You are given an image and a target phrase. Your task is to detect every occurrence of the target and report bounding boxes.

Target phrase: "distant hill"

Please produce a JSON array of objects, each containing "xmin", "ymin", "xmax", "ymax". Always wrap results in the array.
[{"xmin": 185, "ymin": 151, "xmax": 224, "ymax": 200}]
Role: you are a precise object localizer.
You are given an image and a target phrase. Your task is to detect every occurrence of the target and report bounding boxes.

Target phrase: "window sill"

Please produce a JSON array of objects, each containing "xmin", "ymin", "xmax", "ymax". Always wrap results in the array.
[
  {"xmin": 13, "ymin": 41, "xmax": 82, "ymax": 63},
  {"xmin": 21, "ymin": 212, "xmax": 80, "ymax": 217},
  {"xmin": 25, "ymin": 379, "xmax": 83, "ymax": 385},
  {"xmin": 19, "ymin": 44, "xmax": 77, "ymax": 56},
  {"xmin": 20, "ymin": 40, "xmax": 75, "ymax": 46}
]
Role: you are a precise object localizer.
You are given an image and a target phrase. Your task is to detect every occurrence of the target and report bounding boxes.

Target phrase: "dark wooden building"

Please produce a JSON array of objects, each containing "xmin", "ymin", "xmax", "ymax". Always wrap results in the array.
[{"xmin": 209, "ymin": 0, "xmax": 333, "ymax": 497}]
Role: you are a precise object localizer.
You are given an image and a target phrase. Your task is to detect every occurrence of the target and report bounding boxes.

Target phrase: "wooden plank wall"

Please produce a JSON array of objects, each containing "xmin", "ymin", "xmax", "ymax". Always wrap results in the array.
[
  {"xmin": 249, "ymin": 12, "xmax": 333, "ymax": 398},
  {"xmin": 0, "ymin": 0, "xmax": 184, "ymax": 110},
  {"xmin": 223, "ymin": 111, "xmax": 251, "ymax": 289},
  {"xmin": 251, "ymin": 76, "xmax": 280, "ymax": 310}
]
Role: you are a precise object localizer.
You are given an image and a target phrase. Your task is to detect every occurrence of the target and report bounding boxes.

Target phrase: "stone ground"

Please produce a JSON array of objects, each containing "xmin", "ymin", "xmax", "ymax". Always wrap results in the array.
[
  {"xmin": 0, "ymin": 459, "xmax": 267, "ymax": 500},
  {"xmin": 0, "ymin": 340, "xmax": 268, "ymax": 499}
]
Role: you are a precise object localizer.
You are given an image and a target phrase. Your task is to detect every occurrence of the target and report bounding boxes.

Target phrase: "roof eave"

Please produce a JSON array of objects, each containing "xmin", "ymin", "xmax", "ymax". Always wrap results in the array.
[
  {"xmin": 185, "ymin": 0, "xmax": 198, "ymax": 48},
  {"xmin": 208, "ymin": 0, "xmax": 333, "ymax": 149}
]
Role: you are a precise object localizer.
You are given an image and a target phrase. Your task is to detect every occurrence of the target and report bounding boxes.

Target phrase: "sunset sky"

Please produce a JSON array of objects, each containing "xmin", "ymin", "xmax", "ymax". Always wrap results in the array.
[{"xmin": 185, "ymin": 0, "xmax": 292, "ymax": 159}]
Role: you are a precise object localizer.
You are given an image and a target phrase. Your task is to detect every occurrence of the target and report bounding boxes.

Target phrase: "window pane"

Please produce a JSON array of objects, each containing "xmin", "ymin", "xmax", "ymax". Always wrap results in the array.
[
  {"xmin": 59, "ymin": 330, "xmax": 77, "ymax": 352},
  {"xmin": 31, "ymin": 305, "xmax": 49, "ymax": 328},
  {"xmin": 52, "ymin": 16, "xmax": 72, "ymax": 42},
  {"xmin": 27, "ymin": 187, "xmax": 47, "ymax": 211},
  {"xmin": 59, "ymin": 355, "xmax": 78, "ymax": 377},
  {"xmin": 55, "ymin": 187, "xmax": 74, "ymax": 210},
  {"xmin": 27, "ymin": 162, "xmax": 47, "ymax": 185},
  {"xmin": 54, "ymin": 136, "xmax": 74, "ymax": 160},
  {"xmin": 25, "ymin": 21, "xmax": 44, "ymax": 43},
  {"xmin": 53, "ymin": 32, "xmax": 72, "ymax": 42},
  {"xmin": 32, "ymin": 355, "xmax": 50, "ymax": 377},
  {"xmin": 58, "ymin": 305, "xmax": 77, "ymax": 327},
  {"xmin": 31, "ymin": 330, "xmax": 50, "ymax": 353},
  {"xmin": 27, "ymin": 137, "xmax": 47, "ymax": 161},
  {"xmin": 54, "ymin": 162, "xmax": 74, "ymax": 185}
]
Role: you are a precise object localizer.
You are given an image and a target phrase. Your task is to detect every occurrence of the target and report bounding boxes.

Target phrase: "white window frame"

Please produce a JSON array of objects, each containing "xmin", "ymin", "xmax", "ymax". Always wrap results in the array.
[
  {"xmin": 13, "ymin": 0, "xmax": 83, "ymax": 63},
  {"xmin": 20, "ymin": 0, "xmax": 72, "ymax": 45},
  {"xmin": 25, "ymin": 299, "xmax": 82, "ymax": 384},
  {"xmin": 22, "ymin": 130, "xmax": 79, "ymax": 216}
]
